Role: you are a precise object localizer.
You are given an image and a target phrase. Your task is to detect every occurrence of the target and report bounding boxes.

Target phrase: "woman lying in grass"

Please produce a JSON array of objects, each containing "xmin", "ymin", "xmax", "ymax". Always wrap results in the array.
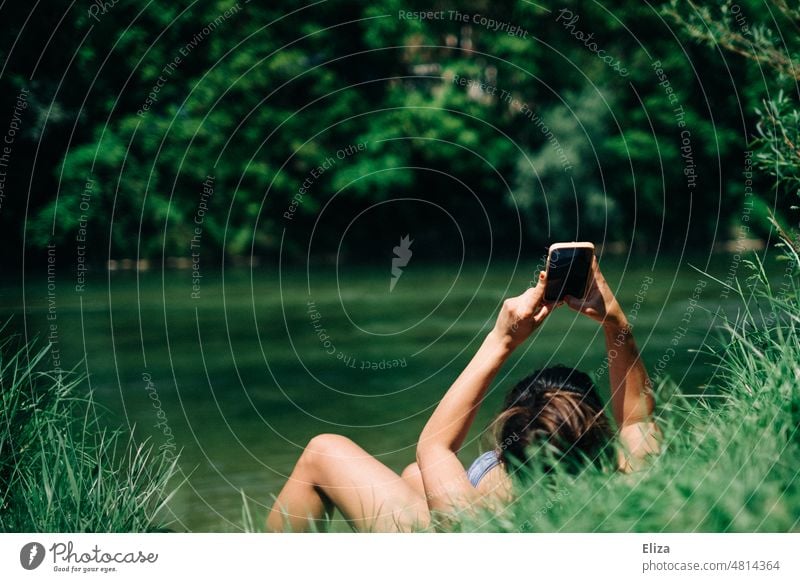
[{"xmin": 266, "ymin": 258, "xmax": 661, "ymax": 532}]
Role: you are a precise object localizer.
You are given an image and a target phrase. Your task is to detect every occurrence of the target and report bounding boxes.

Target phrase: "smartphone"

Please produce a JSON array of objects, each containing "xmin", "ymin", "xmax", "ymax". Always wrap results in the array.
[{"xmin": 544, "ymin": 242, "xmax": 595, "ymax": 302}]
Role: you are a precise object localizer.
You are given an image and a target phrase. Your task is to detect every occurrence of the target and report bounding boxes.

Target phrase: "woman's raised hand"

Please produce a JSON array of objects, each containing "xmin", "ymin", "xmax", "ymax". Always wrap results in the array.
[
  {"xmin": 563, "ymin": 257, "xmax": 627, "ymax": 329},
  {"xmin": 490, "ymin": 271, "xmax": 553, "ymax": 350}
]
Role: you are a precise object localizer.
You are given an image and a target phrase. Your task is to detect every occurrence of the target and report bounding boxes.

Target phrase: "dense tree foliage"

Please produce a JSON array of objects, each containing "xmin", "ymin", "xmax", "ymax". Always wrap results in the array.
[{"xmin": 0, "ymin": 0, "xmax": 795, "ymax": 265}]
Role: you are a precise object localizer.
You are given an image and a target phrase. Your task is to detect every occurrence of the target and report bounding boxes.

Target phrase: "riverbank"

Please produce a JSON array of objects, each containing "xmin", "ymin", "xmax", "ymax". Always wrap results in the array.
[{"xmin": 1, "ymin": 252, "xmax": 795, "ymax": 531}]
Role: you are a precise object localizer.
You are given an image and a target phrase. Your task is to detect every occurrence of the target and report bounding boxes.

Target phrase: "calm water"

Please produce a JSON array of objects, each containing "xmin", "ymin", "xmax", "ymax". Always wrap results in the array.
[{"xmin": 1, "ymin": 253, "xmax": 765, "ymax": 530}]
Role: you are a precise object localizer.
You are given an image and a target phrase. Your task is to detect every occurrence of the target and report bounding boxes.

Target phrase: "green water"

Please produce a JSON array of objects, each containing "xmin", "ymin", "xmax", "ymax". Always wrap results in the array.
[{"xmin": 1, "ymin": 254, "xmax": 760, "ymax": 531}]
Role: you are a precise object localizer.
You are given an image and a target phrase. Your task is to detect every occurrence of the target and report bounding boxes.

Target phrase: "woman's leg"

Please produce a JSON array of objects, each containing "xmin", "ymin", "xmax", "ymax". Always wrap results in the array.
[
  {"xmin": 266, "ymin": 434, "xmax": 430, "ymax": 532},
  {"xmin": 401, "ymin": 462, "xmax": 425, "ymax": 496}
]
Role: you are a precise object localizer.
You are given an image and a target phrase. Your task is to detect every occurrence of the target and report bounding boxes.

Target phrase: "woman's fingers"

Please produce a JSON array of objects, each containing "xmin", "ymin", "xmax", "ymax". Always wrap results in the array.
[
  {"xmin": 533, "ymin": 303, "xmax": 551, "ymax": 324},
  {"xmin": 518, "ymin": 271, "xmax": 547, "ymax": 310},
  {"xmin": 503, "ymin": 272, "xmax": 550, "ymax": 334}
]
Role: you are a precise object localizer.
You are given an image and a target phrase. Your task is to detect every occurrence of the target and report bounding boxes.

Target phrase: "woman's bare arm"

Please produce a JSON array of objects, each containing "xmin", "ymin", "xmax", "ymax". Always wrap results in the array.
[
  {"xmin": 564, "ymin": 258, "xmax": 660, "ymax": 470},
  {"xmin": 603, "ymin": 317, "xmax": 660, "ymax": 471},
  {"xmin": 417, "ymin": 273, "xmax": 552, "ymax": 514}
]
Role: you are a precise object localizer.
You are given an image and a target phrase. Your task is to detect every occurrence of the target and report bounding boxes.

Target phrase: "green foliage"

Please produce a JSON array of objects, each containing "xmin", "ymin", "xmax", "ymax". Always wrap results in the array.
[
  {"xmin": 665, "ymin": 0, "xmax": 800, "ymax": 84},
  {"xmin": 0, "ymin": 337, "xmax": 180, "ymax": 532},
  {"xmin": 666, "ymin": 0, "xmax": 800, "ymax": 240},
  {"xmin": 0, "ymin": 0, "xmax": 775, "ymax": 261},
  {"xmin": 513, "ymin": 86, "xmax": 621, "ymax": 241},
  {"xmin": 754, "ymin": 92, "xmax": 800, "ymax": 205}
]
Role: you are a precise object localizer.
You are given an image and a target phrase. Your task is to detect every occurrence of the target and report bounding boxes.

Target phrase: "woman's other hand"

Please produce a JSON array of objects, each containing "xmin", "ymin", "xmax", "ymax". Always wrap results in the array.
[
  {"xmin": 563, "ymin": 257, "xmax": 627, "ymax": 329},
  {"xmin": 490, "ymin": 271, "xmax": 553, "ymax": 350}
]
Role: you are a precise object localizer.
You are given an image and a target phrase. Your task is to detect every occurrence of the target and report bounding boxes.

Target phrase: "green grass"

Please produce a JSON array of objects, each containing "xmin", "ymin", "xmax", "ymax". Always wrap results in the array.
[
  {"xmin": 0, "ymin": 335, "xmax": 181, "ymax": 532},
  {"xmin": 454, "ymin": 252, "xmax": 800, "ymax": 532}
]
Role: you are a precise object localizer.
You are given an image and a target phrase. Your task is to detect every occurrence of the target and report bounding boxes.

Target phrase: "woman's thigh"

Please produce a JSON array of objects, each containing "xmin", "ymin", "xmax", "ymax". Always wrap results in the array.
[{"xmin": 303, "ymin": 434, "xmax": 430, "ymax": 531}]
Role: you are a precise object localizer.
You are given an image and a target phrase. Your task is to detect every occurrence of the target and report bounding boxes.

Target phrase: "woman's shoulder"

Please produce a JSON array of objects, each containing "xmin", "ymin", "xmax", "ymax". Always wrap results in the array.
[{"xmin": 475, "ymin": 459, "xmax": 513, "ymax": 502}]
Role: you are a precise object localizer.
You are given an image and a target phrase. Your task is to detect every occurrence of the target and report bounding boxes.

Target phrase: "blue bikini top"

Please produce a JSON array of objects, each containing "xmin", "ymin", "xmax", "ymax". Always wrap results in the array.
[{"xmin": 466, "ymin": 449, "xmax": 502, "ymax": 487}]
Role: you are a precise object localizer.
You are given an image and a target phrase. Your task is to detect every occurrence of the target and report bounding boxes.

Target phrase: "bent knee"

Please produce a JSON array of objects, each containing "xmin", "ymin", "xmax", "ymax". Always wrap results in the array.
[
  {"xmin": 401, "ymin": 462, "xmax": 421, "ymax": 481},
  {"xmin": 401, "ymin": 462, "xmax": 425, "ymax": 498},
  {"xmin": 302, "ymin": 433, "xmax": 354, "ymax": 464}
]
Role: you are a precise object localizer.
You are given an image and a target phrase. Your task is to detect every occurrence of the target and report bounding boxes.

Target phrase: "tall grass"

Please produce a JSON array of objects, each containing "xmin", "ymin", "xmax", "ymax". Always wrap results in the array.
[
  {"xmin": 0, "ymin": 336, "xmax": 180, "ymax": 532},
  {"xmin": 456, "ymin": 253, "xmax": 800, "ymax": 532}
]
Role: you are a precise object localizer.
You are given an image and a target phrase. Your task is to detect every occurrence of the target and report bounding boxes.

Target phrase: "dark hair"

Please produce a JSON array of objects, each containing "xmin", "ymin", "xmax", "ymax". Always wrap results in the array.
[{"xmin": 493, "ymin": 365, "xmax": 612, "ymax": 473}]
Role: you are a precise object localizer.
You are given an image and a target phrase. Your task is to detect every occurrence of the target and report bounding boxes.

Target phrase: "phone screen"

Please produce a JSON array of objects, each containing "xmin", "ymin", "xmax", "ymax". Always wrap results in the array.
[{"xmin": 544, "ymin": 246, "xmax": 594, "ymax": 302}]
